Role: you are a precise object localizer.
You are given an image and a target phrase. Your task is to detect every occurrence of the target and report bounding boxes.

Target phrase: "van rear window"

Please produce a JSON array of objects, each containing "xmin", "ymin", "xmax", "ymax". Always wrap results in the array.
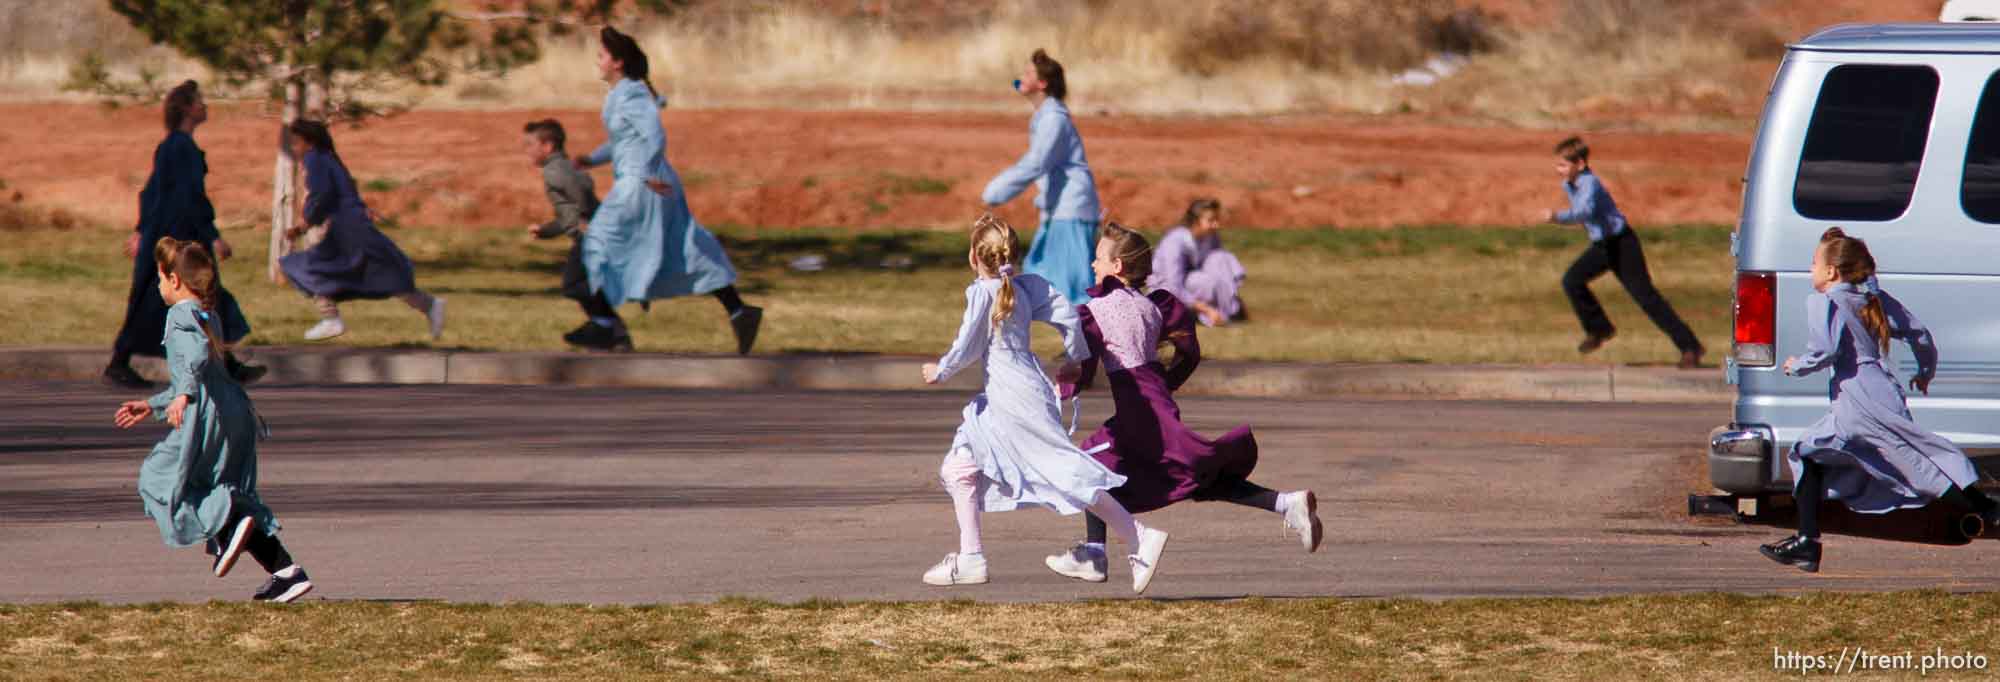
[
  {"xmin": 1963, "ymin": 72, "xmax": 2000, "ymax": 223},
  {"xmin": 1793, "ymin": 65, "xmax": 1939, "ymax": 222}
]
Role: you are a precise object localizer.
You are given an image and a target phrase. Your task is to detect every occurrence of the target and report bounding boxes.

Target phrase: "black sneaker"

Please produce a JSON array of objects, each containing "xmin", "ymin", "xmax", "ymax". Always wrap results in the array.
[
  {"xmin": 253, "ymin": 568, "xmax": 313, "ymax": 603},
  {"xmin": 212, "ymin": 515, "xmax": 255, "ymax": 578},
  {"xmin": 564, "ymin": 323, "xmax": 632, "ymax": 352},
  {"xmin": 1758, "ymin": 534, "xmax": 1821, "ymax": 573},
  {"xmin": 730, "ymin": 305, "xmax": 763, "ymax": 355},
  {"xmin": 102, "ymin": 364, "xmax": 153, "ymax": 390}
]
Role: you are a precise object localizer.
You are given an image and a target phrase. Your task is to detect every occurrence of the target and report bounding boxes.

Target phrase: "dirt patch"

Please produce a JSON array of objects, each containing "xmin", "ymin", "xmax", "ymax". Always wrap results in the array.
[{"xmin": 3, "ymin": 103, "xmax": 1750, "ymax": 233}]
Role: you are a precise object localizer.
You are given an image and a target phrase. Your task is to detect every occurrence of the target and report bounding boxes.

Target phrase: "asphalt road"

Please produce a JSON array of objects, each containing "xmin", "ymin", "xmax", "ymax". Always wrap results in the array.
[{"xmin": 4, "ymin": 382, "xmax": 1995, "ymax": 604}]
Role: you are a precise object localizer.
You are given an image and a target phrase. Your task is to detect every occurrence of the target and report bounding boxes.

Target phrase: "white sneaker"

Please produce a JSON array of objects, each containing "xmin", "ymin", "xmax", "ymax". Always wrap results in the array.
[
  {"xmin": 426, "ymin": 297, "xmax": 447, "ymax": 341},
  {"xmin": 922, "ymin": 552, "xmax": 988, "ymax": 586},
  {"xmin": 1128, "ymin": 527, "xmax": 1169, "ymax": 594},
  {"xmin": 303, "ymin": 317, "xmax": 346, "ymax": 341},
  {"xmin": 1282, "ymin": 490, "xmax": 1324, "ymax": 553},
  {"xmin": 1044, "ymin": 543, "xmax": 1108, "ymax": 582}
]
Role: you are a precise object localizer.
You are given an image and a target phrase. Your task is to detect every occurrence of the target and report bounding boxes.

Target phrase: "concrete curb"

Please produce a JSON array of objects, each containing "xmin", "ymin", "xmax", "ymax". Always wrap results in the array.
[{"xmin": 0, "ymin": 346, "xmax": 1733, "ymax": 403}]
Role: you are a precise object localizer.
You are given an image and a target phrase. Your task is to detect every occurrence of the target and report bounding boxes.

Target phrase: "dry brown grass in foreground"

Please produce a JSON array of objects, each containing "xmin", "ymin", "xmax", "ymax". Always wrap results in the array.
[{"xmin": 3, "ymin": 592, "xmax": 1997, "ymax": 679}]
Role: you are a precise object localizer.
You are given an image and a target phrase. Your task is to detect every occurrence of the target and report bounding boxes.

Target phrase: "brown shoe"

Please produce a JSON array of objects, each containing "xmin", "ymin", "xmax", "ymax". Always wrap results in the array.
[
  {"xmin": 1577, "ymin": 330, "xmax": 1616, "ymax": 354},
  {"xmin": 1678, "ymin": 348, "xmax": 1704, "ymax": 369}
]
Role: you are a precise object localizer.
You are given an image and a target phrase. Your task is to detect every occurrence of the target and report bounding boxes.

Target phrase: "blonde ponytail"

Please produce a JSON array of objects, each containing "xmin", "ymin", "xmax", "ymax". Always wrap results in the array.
[
  {"xmin": 971, "ymin": 214, "xmax": 1023, "ymax": 331},
  {"xmin": 993, "ymin": 270, "xmax": 1016, "ymax": 331}
]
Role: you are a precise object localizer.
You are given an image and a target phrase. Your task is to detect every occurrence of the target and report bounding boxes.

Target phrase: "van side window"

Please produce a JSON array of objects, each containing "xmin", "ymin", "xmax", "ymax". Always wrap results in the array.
[
  {"xmin": 1793, "ymin": 65, "xmax": 1939, "ymax": 221},
  {"xmin": 1963, "ymin": 71, "xmax": 2000, "ymax": 223}
]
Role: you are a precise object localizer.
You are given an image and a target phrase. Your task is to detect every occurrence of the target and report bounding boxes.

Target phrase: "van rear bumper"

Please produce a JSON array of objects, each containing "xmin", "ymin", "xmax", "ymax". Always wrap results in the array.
[{"xmin": 1708, "ymin": 424, "xmax": 1776, "ymax": 494}]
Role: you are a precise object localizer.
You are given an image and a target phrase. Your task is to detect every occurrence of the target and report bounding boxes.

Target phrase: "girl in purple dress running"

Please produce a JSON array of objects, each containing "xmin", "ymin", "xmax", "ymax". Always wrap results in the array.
[{"xmin": 1046, "ymin": 222, "xmax": 1323, "ymax": 583}]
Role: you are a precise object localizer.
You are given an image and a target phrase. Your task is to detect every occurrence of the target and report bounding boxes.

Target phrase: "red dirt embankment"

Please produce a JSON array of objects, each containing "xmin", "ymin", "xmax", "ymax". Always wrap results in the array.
[{"xmin": 5, "ymin": 103, "xmax": 1748, "ymax": 232}]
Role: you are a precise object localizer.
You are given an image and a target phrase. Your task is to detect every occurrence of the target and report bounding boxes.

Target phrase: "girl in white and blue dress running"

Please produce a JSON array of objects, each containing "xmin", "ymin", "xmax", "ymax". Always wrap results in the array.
[
  {"xmin": 1762, "ymin": 229, "xmax": 1998, "ymax": 572},
  {"xmin": 115, "ymin": 238, "xmax": 313, "ymax": 603},
  {"xmin": 920, "ymin": 214, "xmax": 1170, "ymax": 593}
]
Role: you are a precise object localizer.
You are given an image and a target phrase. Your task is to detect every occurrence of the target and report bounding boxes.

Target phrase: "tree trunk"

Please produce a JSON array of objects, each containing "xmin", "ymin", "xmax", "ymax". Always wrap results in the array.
[{"xmin": 267, "ymin": 79, "xmax": 304, "ymax": 283}]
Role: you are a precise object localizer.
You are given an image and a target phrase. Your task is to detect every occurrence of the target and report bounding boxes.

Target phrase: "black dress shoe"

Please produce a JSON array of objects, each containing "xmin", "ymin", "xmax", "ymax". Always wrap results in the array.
[
  {"xmin": 730, "ymin": 306, "xmax": 763, "ymax": 356},
  {"xmin": 1678, "ymin": 348, "xmax": 1704, "ymax": 370},
  {"xmin": 1758, "ymin": 534, "xmax": 1821, "ymax": 573},
  {"xmin": 102, "ymin": 364, "xmax": 153, "ymax": 390},
  {"xmin": 227, "ymin": 358, "xmax": 268, "ymax": 385},
  {"xmin": 1577, "ymin": 330, "xmax": 1617, "ymax": 354},
  {"xmin": 564, "ymin": 323, "xmax": 632, "ymax": 352}
]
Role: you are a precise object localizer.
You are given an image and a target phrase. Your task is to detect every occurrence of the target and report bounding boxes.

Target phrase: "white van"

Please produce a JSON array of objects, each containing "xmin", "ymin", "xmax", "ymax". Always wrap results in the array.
[
  {"xmin": 1708, "ymin": 24, "xmax": 2000, "ymax": 506},
  {"xmin": 1943, "ymin": 0, "xmax": 2000, "ymax": 22}
]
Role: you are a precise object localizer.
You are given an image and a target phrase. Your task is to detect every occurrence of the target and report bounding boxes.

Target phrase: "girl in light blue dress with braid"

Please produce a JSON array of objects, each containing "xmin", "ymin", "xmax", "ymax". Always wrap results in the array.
[
  {"xmin": 920, "ymin": 214, "xmax": 1169, "ymax": 594},
  {"xmin": 115, "ymin": 238, "xmax": 313, "ymax": 603},
  {"xmin": 1761, "ymin": 229, "xmax": 1997, "ymax": 572},
  {"xmin": 982, "ymin": 48, "xmax": 1100, "ymax": 304}
]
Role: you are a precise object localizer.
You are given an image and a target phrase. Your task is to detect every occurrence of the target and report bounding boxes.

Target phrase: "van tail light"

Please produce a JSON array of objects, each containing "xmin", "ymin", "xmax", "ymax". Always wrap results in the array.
[{"xmin": 1733, "ymin": 271, "xmax": 1776, "ymax": 367}]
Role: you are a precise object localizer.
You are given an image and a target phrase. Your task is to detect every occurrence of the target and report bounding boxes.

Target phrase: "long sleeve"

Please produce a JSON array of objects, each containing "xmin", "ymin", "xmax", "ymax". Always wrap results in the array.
[
  {"xmin": 981, "ymin": 110, "xmax": 1058, "ymax": 206},
  {"xmin": 601, "ymin": 81, "xmax": 670, "ymax": 184},
  {"xmin": 1155, "ymin": 291, "xmax": 1203, "ymax": 391},
  {"xmin": 147, "ymin": 306, "xmax": 211, "ymax": 416},
  {"xmin": 583, "ymin": 140, "xmax": 612, "ymax": 168},
  {"xmin": 1790, "ymin": 294, "xmax": 1839, "ymax": 377},
  {"xmin": 1062, "ymin": 304, "xmax": 1102, "ymax": 399},
  {"xmin": 1552, "ymin": 175, "xmax": 1599, "ymax": 225},
  {"xmin": 934, "ymin": 283, "xmax": 994, "ymax": 382},
  {"xmin": 147, "ymin": 136, "xmax": 213, "ymax": 242},
  {"xmin": 1148, "ymin": 228, "xmax": 1197, "ymax": 305},
  {"xmin": 301, "ymin": 153, "xmax": 337, "ymax": 227},
  {"xmin": 134, "ymin": 155, "xmax": 163, "ymax": 237},
  {"xmin": 1884, "ymin": 292, "xmax": 1939, "ymax": 381},
  {"xmin": 190, "ymin": 153, "xmax": 220, "ymax": 243},
  {"xmin": 1029, "ymin": 277, "xmax": 1091, "ymax": 363},
  {"xmin": 536, "ymin": 163, "xmax": 589, "ymax": 238},
  {"xmin": 188, "ymin": 153, "xmax": 219, "ymax": 243}
]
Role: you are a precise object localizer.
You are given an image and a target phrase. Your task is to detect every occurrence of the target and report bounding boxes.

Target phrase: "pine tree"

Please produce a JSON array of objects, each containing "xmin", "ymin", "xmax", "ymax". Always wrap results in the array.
[{"xmin": 67, "ymin": 0, "xmax": 687, "ymax": 280}]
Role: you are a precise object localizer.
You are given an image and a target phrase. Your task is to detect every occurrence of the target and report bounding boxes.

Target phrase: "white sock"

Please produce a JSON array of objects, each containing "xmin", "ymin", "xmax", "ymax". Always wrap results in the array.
[
  {"xmin": 1275, "ymin": 492, "xmax": 1296, "ymax": 516},
  {"xmin": 590, "ymin": 317, "xmax": 619, "ymax": 329},
  {"xmin": 1083, "ymin": 542, "xmax": 1106, "ymax": 555},
  {"xmin": 958, "ymin": 552, "xmax": 986, "ymax": 567},
  {"xmin": 274, "ymin": 565, "xmax": 302, "ymax": 579}
]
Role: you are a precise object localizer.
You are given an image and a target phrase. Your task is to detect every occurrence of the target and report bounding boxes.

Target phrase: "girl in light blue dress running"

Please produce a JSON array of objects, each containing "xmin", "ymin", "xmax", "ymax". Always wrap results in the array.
[
  {"xmin": 982, "ymin": 49, "xmax": 1100, "ymax": 305},
  {"xmin": 117, "ymin": 238, "xmax": 313, "ymax": 603},
  {"xmin": 920, "ymin": 214, "xmax": 1168, "ymax": 594}
]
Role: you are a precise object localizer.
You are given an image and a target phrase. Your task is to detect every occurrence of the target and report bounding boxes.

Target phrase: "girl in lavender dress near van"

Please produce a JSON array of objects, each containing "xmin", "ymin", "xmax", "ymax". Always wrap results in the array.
[
  {"xmin": 919, "ymin": 214, "xmax": 1170, "ymax": 593},
  {"xmin": 1761, "ymin": 229, "xmax": 1998, "ymax": 572},
  {"xmin": 1045, "ymin": 223, "xmax": 1321, "ymax": 583}
]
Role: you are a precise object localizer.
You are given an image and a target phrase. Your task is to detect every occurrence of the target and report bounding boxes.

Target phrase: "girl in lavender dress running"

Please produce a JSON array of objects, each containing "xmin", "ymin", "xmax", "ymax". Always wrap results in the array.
[{"xmin": 1761, "ymin": 229, "xmax": 1997, "ymax": 572}]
